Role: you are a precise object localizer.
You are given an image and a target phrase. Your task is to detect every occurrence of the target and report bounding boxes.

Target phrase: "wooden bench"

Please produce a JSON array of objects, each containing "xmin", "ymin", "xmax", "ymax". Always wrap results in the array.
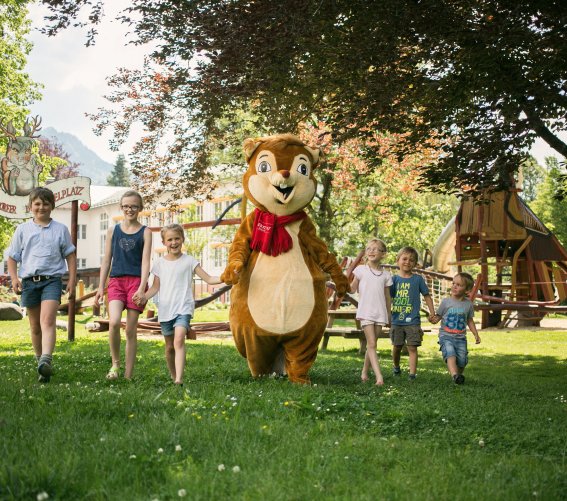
[
  {"xmin": 321, "ymin": 309, "xmax": 383, "ymax": 354},
  {"xmin": 321, "ymin": 308, "xmax": 431, "ymax": 354}
]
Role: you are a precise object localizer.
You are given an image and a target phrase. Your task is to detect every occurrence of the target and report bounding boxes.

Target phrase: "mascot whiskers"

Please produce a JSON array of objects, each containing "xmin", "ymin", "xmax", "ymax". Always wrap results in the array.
[{"xmin": 221, "ymin": 134, "xmax": 348, "ymax": 383}]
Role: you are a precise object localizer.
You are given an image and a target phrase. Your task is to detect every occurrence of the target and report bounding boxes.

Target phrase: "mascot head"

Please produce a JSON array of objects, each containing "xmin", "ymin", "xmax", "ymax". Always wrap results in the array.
[{"xmin": 242, "ymin": 134, "xmax": 320, "ymax": 217}]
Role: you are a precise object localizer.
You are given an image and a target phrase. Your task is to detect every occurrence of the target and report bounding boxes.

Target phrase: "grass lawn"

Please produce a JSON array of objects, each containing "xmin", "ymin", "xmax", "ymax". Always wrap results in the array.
[{"xmin": 1, "ymin": 315, "xmax": 566, "ymax": 500}]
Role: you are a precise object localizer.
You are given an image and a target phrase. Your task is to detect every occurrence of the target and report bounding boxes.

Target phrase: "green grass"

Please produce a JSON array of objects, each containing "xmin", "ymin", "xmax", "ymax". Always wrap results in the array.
[{"xmin": 1, "ymin": 318, "xmax": 566, "ymax": 500}]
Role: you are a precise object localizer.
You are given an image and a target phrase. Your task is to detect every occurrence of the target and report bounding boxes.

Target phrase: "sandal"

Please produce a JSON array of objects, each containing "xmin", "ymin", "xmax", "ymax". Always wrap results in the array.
[{"xmin": 106, "ymin": 367, "xmax": 120, "ymax": 380}]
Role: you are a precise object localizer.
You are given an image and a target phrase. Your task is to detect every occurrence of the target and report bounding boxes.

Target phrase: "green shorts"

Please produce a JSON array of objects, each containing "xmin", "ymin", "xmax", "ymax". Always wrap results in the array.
[{"xmin": 390, "ymin": 324, "xmax": 424, "ymax": 346}]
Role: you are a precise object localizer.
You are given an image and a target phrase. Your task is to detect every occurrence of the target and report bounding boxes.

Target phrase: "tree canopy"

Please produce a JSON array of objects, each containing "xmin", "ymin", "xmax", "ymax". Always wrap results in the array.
[
  {"xmin": 38, "ymin": 136, "xmax": 81, "ymax": 180},
  {"xmin": 40, "ymin": 0, "xmax": 567, "ymax": 198}
]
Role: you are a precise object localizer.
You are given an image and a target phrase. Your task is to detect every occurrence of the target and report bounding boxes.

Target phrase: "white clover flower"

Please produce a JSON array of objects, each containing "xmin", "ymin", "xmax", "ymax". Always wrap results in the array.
[
  {"xmin": 478, "ymin": 439, "xmax": 485, "ymax": 447},
  {"xmin": 99, "ymin": 437, "xmax": 106, "ymax": 442},
  {"xmin": 129, "ymin": 454, "xmax": 137, "ymax": 459},
  {"xmin": 217, "ymin": 464, "xmax": 225, "ymax": 471},
  {"xmin": 157, "ymin": 448, "xmax": 164, "ymax": 454},
  {"xmin": 175, "ymin": 445, "xmax": 182, "ymax": 452},
  {"xmin": 178, "ymin": 489, "xmax": 187, "ymax": 497},
  {"xmin": 232, "ymin": 466, "xmax": 240, "ymax": 473},
  {"xmin": 36, "ymin": 492, "xmax": 49, "ymax": 501},
  {"xmin": 20, "ymin": 389, "xmax": 25, "ymax": 394}
]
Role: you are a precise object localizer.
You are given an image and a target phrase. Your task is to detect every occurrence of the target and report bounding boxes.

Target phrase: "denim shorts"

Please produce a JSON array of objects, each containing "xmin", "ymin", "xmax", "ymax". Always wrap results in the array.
[
  {"xmin": 160, "ymin": 314, "xmax": 192, "ymax": 336},
  {"xmin": 21, "ymin": 277, "xmax": 63, "ymax": 308},
  {"xmin": 439, "ymin": 335, "xmax": 468, "ymax": 367}
]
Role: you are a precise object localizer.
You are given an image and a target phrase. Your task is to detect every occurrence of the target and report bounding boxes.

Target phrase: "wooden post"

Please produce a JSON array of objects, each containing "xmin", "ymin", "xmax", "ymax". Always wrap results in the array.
[
  {"xmin": 77, "ymin": 279, "xmax": 85, "ymax": 313},
  {"xmin": 68, "ymin": 200, "xmax": 78, "ymax": 341}
]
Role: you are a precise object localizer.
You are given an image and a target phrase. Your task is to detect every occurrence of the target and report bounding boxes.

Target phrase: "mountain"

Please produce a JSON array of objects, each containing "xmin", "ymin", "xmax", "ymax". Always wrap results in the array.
[{"xmin": 40, "ymin": 127, "xmax": 114, "ymax": 185}]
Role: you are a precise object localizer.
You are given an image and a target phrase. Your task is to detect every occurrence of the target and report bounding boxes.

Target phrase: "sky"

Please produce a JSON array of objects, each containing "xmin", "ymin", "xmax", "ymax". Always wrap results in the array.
[
  {"xmin": 25, "ymin": 2, "xmax": 565, "ymax": 167},
  {"xmin": 26, "ymin": 1, "xmax": 148, "ymax": 164}
]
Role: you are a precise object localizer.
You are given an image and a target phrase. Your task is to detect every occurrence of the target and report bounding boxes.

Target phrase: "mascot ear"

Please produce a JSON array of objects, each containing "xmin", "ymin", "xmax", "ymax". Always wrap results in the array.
[
  {"xmin": 243, "ymin": 138, "xmax": 262, "ymax": 162},
  {"xmin": 304, "ymin": 146, "xmax": 321, "ymax": 167}
]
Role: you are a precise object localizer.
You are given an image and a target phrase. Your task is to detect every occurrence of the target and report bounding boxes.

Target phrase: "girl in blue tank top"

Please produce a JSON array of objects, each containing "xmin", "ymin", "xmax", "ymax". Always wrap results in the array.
[{"xmin": 94, "ymin": 190, "xmax": 152, "ymax": 380}]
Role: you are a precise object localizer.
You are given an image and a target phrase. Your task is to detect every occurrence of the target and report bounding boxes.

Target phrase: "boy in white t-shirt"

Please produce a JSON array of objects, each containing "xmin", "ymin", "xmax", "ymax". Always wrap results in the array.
[
  {"xmin": 350, "ymin": 239, "xmax": 393, "ymax": 385},
  {"xmin": 138, "ymin": 224, "xmax": 222, "ymax": 385}
]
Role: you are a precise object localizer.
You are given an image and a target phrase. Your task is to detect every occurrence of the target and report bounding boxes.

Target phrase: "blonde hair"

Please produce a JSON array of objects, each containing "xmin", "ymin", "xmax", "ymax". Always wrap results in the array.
[
  {"xmin": 455, "ymin": 272, "xmax": 475, "ymax": 291},
  {"xmin": 364, "ymin": 239, "xmax": 387, "ymax": 262},
  {"xmin": 120, "ymin": 190, "xmax": 144, "ymax": 210},
  {"xmin": 396, "ymin": 246, "xmax": 419, "ymax": 263},
  {"xmin": 160, "ymin": 223, "xmax": 185, "ymax": 241},
  {"xmin": 365, "ymin": 238, "xmax": 387, "ymax": 251}
]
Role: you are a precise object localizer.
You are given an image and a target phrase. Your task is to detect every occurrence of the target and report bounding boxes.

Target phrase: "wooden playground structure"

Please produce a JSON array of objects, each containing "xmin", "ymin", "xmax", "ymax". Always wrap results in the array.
[{"xmin": 454, "ymin": 190, "xmax": 567, "ymax": 328}]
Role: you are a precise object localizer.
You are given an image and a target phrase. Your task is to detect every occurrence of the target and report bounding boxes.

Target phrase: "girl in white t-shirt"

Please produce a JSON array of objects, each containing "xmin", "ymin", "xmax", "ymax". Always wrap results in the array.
[
  {"xmin": 139, "ymin": 224, "xmax": 222, "ymax": 385},
  {"xmin": 350, "ymin": 239, "xmax": 393, "ymax": 385}
]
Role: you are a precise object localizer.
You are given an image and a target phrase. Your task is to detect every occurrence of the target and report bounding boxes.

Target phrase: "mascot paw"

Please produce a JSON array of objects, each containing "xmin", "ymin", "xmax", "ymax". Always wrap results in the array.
[
  {"xmin": 220, "ymin": 263, "xmax": 243, "ymax": 285},
  {"xmin": 335, "ymin": 277, "xmax": 349, "ymax": 297}
]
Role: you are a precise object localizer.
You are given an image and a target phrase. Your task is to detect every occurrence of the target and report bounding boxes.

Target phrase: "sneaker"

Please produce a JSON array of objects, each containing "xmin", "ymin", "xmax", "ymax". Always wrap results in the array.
[
  {"xmin": 393, "ymin": 367, "xmax": 402, "ymax": 376},
  {"xmin": 38, "ymin": 362, "xmax": 52, "ymax": 383},
  {"xmin": 452, "ymin": 374, "xmax": 459, "ymax": 384},
  {"xmin": 455, "ymin": 374, "xmax": 465, "ymax": 385},
  {"xmin": 38, "ymin": 362, "xmax": 52, "ymax": 380},
  {"xmin": 409, "ymin": 373, "xmax": 417, "ymax": 380}
]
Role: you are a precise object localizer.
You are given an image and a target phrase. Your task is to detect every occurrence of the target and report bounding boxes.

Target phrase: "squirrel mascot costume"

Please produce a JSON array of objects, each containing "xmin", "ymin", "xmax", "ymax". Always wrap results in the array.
[{"xmin": 221, "ymin": 134, "xmax": 349, "ymax": 383}]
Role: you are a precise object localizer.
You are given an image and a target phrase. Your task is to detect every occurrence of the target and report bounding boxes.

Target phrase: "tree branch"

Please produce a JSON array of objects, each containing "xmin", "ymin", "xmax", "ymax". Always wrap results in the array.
[{"xmin": 522, "ymin": 103, "xmax": 567, "ymax": 158}]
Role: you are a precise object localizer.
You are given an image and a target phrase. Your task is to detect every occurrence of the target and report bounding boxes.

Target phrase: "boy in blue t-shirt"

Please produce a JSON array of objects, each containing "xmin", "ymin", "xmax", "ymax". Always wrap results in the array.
[
  {"xmin": 431, "ymin": 272, "xmax": 481, "ymax": 385},
  {"xmin": 390, "ymin": 247, "xmax": 435, "ymax": 379}
]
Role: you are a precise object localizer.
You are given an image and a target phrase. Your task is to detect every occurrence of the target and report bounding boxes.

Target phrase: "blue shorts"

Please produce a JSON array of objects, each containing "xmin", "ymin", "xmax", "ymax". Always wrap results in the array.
[
  {"xmin": 160, "ymin": 314, "xmax": 192, "ymax": 336},
  {"xmin": 439, "ymin": 335, "xmax": 468, "ymax": 367},
  {"xmin": 21, "ymin": 277, "xmax": 63, "ymax": 308}
]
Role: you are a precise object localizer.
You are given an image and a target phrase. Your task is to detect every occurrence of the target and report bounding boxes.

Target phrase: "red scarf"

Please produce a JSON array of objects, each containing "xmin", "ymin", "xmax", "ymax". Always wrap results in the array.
[{"xmin": 250, "ymin": 209, "xmax": 307, "ymax": 256}]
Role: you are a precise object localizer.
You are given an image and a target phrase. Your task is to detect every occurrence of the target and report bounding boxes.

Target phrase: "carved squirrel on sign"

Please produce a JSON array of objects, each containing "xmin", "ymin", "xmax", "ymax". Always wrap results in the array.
[{"xmin": 1, "ymin": 116, "xmax": 43, "ymax": 196}]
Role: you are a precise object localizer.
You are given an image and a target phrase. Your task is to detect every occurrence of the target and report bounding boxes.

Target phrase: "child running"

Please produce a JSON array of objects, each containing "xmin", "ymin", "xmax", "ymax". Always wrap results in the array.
[
  {"xmin": 390, "ymin": 246, "xmax": 435, "ymax": 380},
  {"xmin": 350, "ymin": 239, "xmax": 392, "ymax": 385},
  {"xmin": 137, "ymin": 224, "xmax": 222, "ymax": 385},
  {"xmin": 7, "ymin": 187, "xmax": 77, "ymax": 383},
  {"xmin": 430, "ymin": 272, "xmax": 481, "ymax": 384},
  {"xmin": 94, "ymin": 190, "xmax": 152, "ymax": 380}
]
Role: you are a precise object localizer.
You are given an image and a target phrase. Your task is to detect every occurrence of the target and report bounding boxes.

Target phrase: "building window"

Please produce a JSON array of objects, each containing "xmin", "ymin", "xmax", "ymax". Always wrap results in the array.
[
  {"xmin": 78, "ymin": 224, "xmax": 87, "ymax": 239},
  {"xmin": 213, "ymin": 246, "xmax": 227, "ymax": 268},
  {"xmin": 100, "ymin": 213, "xmax": 109, "ymax": 231},
  {"xmin": 214, "ymin": 202, "xmax": 224, "ymax": 219},
  {"xmin": 158, "ymin": 212, "xmax": 165, "ymax": 227},
  {"xmin": 196, "ymin": 204, "xmax": 203, "ymax": 221},
  {"xmin": 78, "ymin": 258, "xmax": 87, "ymax": 269},
  {"xmin": 100, "ymin": 234, "xmax": 106, "ymax": 258}
]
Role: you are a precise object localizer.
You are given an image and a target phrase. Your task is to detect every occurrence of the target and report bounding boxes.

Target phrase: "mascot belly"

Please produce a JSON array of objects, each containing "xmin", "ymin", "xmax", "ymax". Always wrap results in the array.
[
  {"xmin": 221, "ymin": 134, "xmax": 348, "ymax": 384},
  {"xmin": 249, "ymin": 222, "xmax": 314, "ymax": 333}
]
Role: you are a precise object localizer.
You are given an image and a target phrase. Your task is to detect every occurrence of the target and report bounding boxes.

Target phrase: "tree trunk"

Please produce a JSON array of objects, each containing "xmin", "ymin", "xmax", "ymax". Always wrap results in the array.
[{"xmin": 313, "ymin": 171, "xmax": 335, "ymax": 251}]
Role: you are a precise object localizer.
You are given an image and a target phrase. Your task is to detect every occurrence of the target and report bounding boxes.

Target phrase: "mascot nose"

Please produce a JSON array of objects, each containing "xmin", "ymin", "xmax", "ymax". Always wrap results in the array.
[{"xmin": 280, "ymin": 170, "xmax": 290, "ymax": 179}]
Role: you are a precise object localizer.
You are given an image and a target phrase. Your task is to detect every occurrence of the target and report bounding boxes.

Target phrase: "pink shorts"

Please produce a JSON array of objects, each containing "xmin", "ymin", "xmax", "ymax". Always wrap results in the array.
[{"xmin": 107, "ymin": 276, "xmax": 145, "ymax": 312}]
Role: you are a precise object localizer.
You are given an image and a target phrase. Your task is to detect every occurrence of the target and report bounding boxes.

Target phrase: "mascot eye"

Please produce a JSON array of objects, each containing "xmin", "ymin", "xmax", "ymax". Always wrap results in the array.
[
  {"xmin": 257, "ymin": 161, "xmax": 272, "ymax": 173},
  {"xmin": 297, "ymin": 163, "xmax": 309, "ymax": 176}
]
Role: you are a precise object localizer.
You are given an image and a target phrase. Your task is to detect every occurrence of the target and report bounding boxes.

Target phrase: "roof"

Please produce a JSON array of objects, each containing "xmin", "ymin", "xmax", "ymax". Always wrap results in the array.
[
  {"xmin": 457, "ymin": 190, "xmax": 567, "ymax": 263},
  {"xmin": 89, "ymin": 186, "xmax": 130, "ymax": 208}
]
